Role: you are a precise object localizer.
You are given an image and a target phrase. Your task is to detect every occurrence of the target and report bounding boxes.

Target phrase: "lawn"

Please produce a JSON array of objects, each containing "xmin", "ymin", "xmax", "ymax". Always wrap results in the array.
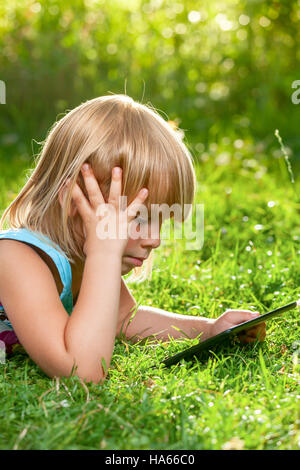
[{"xmin": 0, "ymin": 136, "xmax": 299, "ymax": 450}]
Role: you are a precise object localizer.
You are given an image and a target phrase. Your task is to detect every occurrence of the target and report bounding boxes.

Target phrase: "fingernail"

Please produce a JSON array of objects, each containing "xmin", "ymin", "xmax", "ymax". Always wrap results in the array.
[
  {"xmin": 114, "ymin": 167, "xmax": 121, "ymax": 176},
  {"xmin": 82, "ymin": 163, "xmax": 90, "ymax": 172},
  {"xmin": 65, "ymin": 178, "xmax": 71, "ymax": 186},
  {"xmin": 141, "ymin": 188, "xmax": 148, "ymax": 196}
]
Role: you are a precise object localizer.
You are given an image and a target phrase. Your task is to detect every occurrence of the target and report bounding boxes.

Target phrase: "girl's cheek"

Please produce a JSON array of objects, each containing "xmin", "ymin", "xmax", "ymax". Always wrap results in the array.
[{"xmin": 125, "ymin": 237, "xmax": 137, "ymax": 250}]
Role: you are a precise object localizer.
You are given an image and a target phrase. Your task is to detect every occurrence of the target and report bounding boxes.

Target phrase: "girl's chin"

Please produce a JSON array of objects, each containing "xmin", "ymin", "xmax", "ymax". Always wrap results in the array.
[
  {"xmin": 122, "ymin": 267, "xmax": 132, "ymax": 275},
  {"xmin": 121, "ymin": 259, "xmax": 133, "ymax": 274}
]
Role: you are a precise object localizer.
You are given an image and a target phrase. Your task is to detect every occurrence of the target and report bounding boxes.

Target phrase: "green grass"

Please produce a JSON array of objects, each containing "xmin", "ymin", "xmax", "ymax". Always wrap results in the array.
[{"xmin": 0, "ymin": 138, "xmax": 300, "ymax": 450}]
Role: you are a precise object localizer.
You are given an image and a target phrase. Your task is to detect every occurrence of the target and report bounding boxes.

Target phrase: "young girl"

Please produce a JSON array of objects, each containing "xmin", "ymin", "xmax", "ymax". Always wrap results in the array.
[{"xmin": 0, "ymin": 94, "xmax": 265, "ymax": 383}]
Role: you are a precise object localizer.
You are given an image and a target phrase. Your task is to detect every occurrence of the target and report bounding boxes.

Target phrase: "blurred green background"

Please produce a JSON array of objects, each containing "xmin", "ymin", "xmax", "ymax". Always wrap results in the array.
[
  {"xmin": 1, "ymin": 0, "xmax": 300, "ymax": 162},
  {"xmin": 1, "ymin": 3, "xmax": 300, "ymax": 451}
]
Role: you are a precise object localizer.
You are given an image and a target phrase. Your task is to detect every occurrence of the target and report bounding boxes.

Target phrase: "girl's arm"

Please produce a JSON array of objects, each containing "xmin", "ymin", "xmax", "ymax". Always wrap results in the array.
[
  {"xmin": 116, "ymin": 278, "xmax": 139, "ymax": 337},
  {"xmin": 118, "ymin": 304, "xmax": 214, "ymax": 342},
  {"xmin": 65, "ymin": 249, "xmax": 122, "ymax": 382},
  {"xmin": 116, "ymin": 281, "xmax": 213, "ymax": 342},
  {"xmin": 116, "ymin": 287, "xmax": 266, "ymax": 344},
  {"xmin": 0, "ymin": 239, "xmax": 123, "ymax": 384}
]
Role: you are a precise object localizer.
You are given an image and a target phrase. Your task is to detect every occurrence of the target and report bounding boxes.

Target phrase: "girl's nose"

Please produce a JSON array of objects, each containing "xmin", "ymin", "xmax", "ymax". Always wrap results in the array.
[
  {"xmin": 141, "ymin": 234, "xmax": 161, "ymax": 249},
  {"xmin": 140, "ymin": 226, "xmax": 161, "ymax": 249},
  {"xmin": 150, "ymin": 236, "xmax": 161, "ymax": 249}
]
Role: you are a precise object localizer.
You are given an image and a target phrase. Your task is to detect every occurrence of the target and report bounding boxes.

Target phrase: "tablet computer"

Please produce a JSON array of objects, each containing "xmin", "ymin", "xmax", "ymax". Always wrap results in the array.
[{"xmin": 161, "ymin": 300, "xmax": 299, "ymax": 367}]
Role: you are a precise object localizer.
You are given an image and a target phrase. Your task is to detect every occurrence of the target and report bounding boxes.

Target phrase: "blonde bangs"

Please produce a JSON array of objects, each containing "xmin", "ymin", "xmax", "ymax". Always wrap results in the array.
[{"xmin": 90, "ymin": 101, "xmax": 196, "ymax": 223}]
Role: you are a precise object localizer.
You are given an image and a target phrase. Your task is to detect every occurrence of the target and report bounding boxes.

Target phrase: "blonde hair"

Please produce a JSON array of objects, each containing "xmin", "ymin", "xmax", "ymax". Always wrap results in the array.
[{"xmin": 0, "ymin": 94, "xmax": 196, "ymax": 283}]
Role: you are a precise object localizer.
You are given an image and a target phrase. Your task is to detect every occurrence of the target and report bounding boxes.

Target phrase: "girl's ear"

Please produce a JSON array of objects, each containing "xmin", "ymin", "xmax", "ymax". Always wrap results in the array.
[{"xmin": 58, "ymin": 183, "xmax": 78, "ymax": 217}]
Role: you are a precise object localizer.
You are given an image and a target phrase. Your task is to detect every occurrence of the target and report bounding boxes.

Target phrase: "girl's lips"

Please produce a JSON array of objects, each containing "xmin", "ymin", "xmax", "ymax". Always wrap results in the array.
[{"xmin": 124, "ymin": 256, "xmax": 144, "ymax": 267}]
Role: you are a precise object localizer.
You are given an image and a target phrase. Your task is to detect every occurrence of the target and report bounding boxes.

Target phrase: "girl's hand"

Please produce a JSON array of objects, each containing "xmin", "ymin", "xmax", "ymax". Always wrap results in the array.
[
  {"xmin": 67, "ymin": 164, "xmax": 148, "ymax": 258},
  {"xmin": 209, "ymin": 310, "xmax": 266, "ymax": 344}
]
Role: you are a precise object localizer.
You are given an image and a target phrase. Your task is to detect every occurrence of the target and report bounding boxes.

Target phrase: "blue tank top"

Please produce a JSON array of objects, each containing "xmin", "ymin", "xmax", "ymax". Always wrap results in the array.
[{"xmin": 0, "ymin": 228, "xmax": 73, "ymax": 336}]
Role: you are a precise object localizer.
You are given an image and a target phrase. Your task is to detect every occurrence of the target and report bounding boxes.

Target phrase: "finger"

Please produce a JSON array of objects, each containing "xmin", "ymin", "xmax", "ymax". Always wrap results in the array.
[
  {"xmin": 68, "ymin": 181, "xmax": 93, "ymax": 224},
  {"xmin": 246, "ymin": 329, "xmax": 260, "ymax": 338},
  {"xmin": 225, "ymin": 310, "xmax": 260, "ymax": 325},
  {"xmin": 247, "ymin": 323, "xmax": 266, "ymax": 335},
  {"xmin": 238, "ymin": 334, "xmax": 257, "ymax": 344},
  {"xmin": 251, "ymin": 322, "xmax": 266, "ymax": 341},
  {"xmin": 81, "ymin": 163, "xmax": 105, "ymax": 208},
  {"xmin": 246, "ymin": 321, "xmax": 266, "ymax": 334},
  {"xmin": 127, "ymin": 188, "xmax": 149, "ymax": 220},
  {"xmin": 241, "ymin": 333, "xmax": 266, "ymax": 343},
  {"xmin": 239, "ymin": 323, "xmax": 266, "ymax": 342},
  {"xmin": 108, "ymin": 167, "xmax": 123, "ymax": 209}
]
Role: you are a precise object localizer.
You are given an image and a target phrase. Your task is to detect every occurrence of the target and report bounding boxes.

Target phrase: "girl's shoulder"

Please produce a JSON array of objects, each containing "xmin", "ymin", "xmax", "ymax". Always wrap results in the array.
[
  {"xmin": 0, "ymin": 237, "xmax": 63, "ymax": 297},
  {"xmin": 0, "ymin": 229, "xmax": 73, "ymax": 315},
  {"xmin": 0, "ymin": 236, "xmax": 73, "ymax": 360}
]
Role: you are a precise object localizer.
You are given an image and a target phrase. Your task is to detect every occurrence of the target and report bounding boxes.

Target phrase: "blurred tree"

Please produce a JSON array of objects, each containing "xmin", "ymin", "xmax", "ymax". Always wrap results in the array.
[{"xmin": 0, "ymin": 0, "xmax": 300, "ymax": 159}]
